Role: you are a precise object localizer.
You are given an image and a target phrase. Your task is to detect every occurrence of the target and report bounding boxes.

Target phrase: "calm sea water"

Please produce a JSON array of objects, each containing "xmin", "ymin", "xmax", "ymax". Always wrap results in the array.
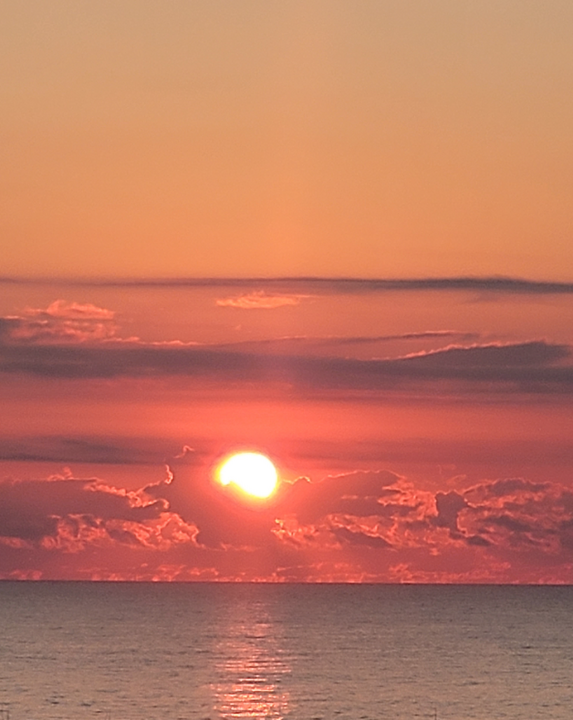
[{"xmin": 0, "ymin": 582, "xmax": 571, "ymax": 720}]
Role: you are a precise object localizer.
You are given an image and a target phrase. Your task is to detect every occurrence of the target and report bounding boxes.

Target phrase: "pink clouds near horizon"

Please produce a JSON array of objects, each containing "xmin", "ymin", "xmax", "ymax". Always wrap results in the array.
[{"xmin": 1, "ymin": 457, "xmax": 572, "ymax": 583}]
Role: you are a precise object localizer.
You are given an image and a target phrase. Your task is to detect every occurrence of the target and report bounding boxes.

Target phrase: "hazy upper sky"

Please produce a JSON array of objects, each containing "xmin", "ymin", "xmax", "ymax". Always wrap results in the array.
[{"xmin": 2, "ymin": 0, "xmax": 573, "ymax": 279}]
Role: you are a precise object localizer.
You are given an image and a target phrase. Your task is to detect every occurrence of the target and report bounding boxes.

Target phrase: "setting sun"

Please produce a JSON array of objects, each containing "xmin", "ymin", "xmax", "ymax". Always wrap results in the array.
[{"xmin": 217, "ymin": 452, "xmax": 278, "ymax": 499}]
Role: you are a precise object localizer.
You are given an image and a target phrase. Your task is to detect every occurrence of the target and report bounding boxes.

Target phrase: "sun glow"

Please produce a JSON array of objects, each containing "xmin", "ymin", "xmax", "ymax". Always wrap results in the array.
[{"xmin": 217, "ymin": 452, "xmax": 278, "ymax": 499}]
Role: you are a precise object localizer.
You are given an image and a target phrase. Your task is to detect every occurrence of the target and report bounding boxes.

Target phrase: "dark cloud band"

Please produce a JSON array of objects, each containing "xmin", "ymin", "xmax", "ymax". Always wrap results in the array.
[
  {"xmin": 2, "ymin": 275, "xmax": 573, "ymax": 294},
  {"xmin": 1, "ymin": 339, "xmax": 571, "ymax": 393}
]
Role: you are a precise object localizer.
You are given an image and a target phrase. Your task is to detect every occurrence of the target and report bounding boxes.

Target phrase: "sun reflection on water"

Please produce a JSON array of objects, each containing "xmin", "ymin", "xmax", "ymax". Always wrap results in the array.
[{"xmin": 210, "ymin": 598, "xmax": 291, "ymax": 719}]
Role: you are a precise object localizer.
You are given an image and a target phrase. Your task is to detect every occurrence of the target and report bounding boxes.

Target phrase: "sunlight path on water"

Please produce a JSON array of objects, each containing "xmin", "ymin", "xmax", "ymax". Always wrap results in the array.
[{"xmin": 210, "ymin": 592, "xmax": 291, "ymax": 719}]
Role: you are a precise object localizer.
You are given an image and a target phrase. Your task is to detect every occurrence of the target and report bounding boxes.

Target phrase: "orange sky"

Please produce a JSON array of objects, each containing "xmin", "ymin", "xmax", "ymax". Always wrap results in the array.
[
  {"xmin": 2, "ymin": 1, "xmax": 573, "ymax": 279},
  {"xmin": 1, "ymin": 2, "xmax": 573, "ymax": 583}
]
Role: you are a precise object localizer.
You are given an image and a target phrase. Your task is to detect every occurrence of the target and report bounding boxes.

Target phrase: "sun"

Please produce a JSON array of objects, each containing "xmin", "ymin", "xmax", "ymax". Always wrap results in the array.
[{"xmin": 217, "ymin": 452, "xmax": 278, "ymax": 499}]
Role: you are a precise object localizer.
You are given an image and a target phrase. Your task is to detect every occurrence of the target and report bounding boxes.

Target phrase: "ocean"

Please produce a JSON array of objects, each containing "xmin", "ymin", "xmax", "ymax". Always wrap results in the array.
[{"xmin": 0, "ymin": 582, "xmax": 571, "ymax": 720}]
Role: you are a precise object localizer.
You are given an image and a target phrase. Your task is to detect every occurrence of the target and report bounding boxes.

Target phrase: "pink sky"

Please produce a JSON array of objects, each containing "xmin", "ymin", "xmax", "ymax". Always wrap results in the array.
[{"xmin": 1, "ymin": 279, "xmax": 572, "ymax": 582}]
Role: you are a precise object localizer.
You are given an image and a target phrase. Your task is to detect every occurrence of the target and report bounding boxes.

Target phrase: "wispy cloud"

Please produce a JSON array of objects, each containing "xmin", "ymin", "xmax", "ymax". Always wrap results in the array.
[
  {"xmin": 0, "ymin": 435, "xmax": 180, "ymax": 465},
  {"xmin": 219, "ymin": 331, "xmax": 480, "ymax": 354},
  {"xmin": 216, "ymin": 290, "xmax": 310, "ymax": 309},
  {"xmin": 399, "ymin": 341, "xmax": 570, "ymax": 368}
]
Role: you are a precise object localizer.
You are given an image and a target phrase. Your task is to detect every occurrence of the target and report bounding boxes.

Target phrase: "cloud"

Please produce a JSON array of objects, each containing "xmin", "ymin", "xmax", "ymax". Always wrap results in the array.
[
  {"xmin": 267, "ymin": 468, "xmax": 573, "ymax": 566},
  {"xmin": 143, "ymin": 462, "xmax": 283, "ymax": 549},
  {"xmin": 331, "ymin": 526, "xmax": 393, "ymax": 549},
  {"xmin": 1, "ymin": 333, "xmax": 571, "ymax": 395},
  {"xmin": 2, "ymin": 456, "xmax": 573, "ymax": 582},
  {"xmin": 3, "ymin": 275, "xmax": 573, "ymax": 295},
  {"xmin": 0, "ymin": 475, "xmax": 168, "ymax": 546},
  {"xmin": 216, "ymin": 291, "xmax": 310, "ymax": 309},
  {"xmin": 320, "ymin": 331, "xmax": 480, "ymax": 345},
  {"xmin": 154, "ymin": 465, "xmax": 420, "ymax": 556},
  {"xmin": 218, "ymin": 331, "xmax": 480, "ymax": 355},
  {"xmin": 277, "ymin": 470, "xmax": 401, "ymax": 524},
  {"xmin": 434, "ymin": 491, "xmax": 467, "ymax": 532},
  {"xmin": 0, "ymin": 435, "xmax": 183, "ymax": 465},
  {"xmin": 0, "ymin": 300, "xmax": 119, "ymax": 344},
  {"xmin": 450, "ymin": 477, "xmax": 573, "ymax": 554},
  {"xmin": 400, "ymin": 341, "xmax": 570, "ymax": 368}
]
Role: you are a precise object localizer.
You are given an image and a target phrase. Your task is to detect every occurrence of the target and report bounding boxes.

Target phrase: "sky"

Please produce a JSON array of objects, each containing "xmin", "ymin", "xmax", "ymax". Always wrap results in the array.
[
  {"xmin": 3, "ymin": 0, "xmax": 573, "ymax": 280},
  {"xmin": 1, "ymin": 1, "xmax": 573, "ymax": 583}
]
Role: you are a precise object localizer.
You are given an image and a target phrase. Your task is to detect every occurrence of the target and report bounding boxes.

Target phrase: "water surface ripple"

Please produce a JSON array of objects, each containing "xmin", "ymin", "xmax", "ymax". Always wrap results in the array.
[{"xmin": 0, "ymin": 582, "xmax": 571, "ymax": 720}]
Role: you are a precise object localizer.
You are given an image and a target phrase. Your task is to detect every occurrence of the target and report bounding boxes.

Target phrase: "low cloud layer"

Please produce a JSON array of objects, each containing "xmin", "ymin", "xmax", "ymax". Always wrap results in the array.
[
  {"xmin": 0, "ymin": 475, "xmax": 169, "ymax": 546},
  {"xmin": 1, "ymin": 460, "xmax": 572, "ymax": 583}
]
